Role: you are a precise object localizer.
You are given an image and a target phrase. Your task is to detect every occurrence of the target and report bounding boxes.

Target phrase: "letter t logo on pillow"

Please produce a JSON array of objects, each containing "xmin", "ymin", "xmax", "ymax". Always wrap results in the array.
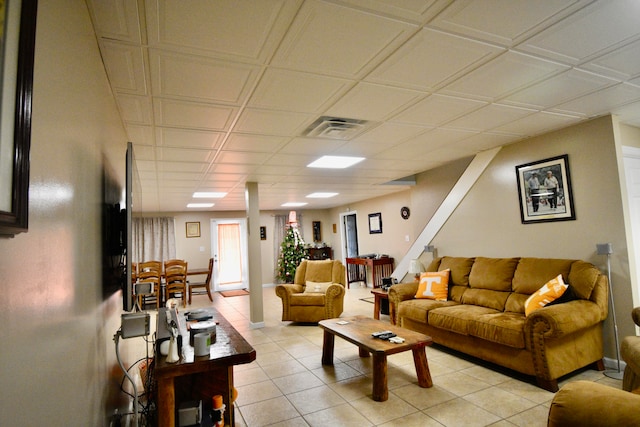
[{"xmin": 415, "ymin": 270, "xmax": 450, "ymax": 301}]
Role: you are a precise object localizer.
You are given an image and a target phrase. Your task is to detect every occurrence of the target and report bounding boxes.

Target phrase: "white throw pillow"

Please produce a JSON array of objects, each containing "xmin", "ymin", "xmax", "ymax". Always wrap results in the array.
[{"xmin": 304, "ymin": 281, "xmax": 333, "ymax": 293}]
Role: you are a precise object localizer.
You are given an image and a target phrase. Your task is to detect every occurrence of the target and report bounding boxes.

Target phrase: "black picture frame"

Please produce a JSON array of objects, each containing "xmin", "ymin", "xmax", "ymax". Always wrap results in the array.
[
  {"xmin": 312, "ymin": 221, "xmax": 321, "ymax": 242},
  {"xmin": 0, "ymin": 0, "xmax": 38, "ymax": 237},
  {"xmin": 368, "ymin": 212, "xmax": 382, "ymax": 234},
  {"xmin": 259, "ymin": 226, "xmax": 266, "ymax": 240},
  {"xmin": 515, "ymin": 154, "xmax": 576, "ymax": 224}
]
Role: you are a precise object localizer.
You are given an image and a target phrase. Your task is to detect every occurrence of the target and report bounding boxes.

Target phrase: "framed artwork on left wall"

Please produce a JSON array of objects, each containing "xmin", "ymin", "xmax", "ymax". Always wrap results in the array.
[
  {"xmin": 186, "ymin": 221, "xmax": 201, "ymax": 238},
  {"xmin": 0, "ymin": 0, "xmax": 38, "ymax": 236}
]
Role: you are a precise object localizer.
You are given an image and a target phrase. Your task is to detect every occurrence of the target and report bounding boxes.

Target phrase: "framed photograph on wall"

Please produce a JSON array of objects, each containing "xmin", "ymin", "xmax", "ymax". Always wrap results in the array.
[
  {"xmin": 186, "ymin": 221, "xmax": 201, "ymax": 238},
  {"xmin": 0, "ymin": 0, "xmax": 38, "ymax": 236},
  {"xmin": 515, "ymin": 154, "xmax": 576, "ymax": 224},
  {"xmin": 368, "ymin": 212, "xmax": 382, "ymax": 234}
]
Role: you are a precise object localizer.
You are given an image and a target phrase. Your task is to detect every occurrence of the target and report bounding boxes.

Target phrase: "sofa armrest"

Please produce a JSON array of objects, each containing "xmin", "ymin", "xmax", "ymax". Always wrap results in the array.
[
  {"xmin": 548, "ymin": 381, "xmax": 640, "ymax": 426},
  {"xmin": 525, "ymin": 300, "xmax": 603, "ymax": 339},
  {"xmin": 388, "ymin": 282, "xmax": 419, "ymax": 305}
]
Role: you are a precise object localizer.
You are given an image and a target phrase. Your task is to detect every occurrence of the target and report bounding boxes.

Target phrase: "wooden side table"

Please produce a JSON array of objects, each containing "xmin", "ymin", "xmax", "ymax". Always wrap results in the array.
[{"xmin": 371, "ymin": 288, "xmax": 395, "ymax": 325}]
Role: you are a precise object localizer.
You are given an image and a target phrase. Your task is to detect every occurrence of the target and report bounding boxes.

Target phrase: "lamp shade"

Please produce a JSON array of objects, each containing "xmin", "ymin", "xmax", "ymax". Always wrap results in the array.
[{"xmin": 408, "ymin": 259, "xmax": 424, "ymax": 275}]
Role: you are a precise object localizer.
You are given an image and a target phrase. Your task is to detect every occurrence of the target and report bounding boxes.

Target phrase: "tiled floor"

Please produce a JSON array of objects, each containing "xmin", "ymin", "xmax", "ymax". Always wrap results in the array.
[{"xmin": 133, "ymin": 285, "xmax": 622, "ymax": 426}]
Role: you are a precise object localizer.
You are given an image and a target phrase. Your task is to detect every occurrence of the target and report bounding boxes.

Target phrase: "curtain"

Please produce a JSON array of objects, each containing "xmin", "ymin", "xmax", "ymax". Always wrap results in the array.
[
  {"xmin": 132, "ymin": 217, "xmax": 176, "ymax": 264},
  {"xmin": 273, "ymin": 211, "xmax": 304, "ymax": 282}
]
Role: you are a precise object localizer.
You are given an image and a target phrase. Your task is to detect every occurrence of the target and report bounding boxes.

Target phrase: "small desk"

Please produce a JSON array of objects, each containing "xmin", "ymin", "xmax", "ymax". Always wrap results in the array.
[
  {"xmin": 371, "ymin": 288, "xmax": 395, "ymax": 324},
  {"xmin": 346, "ymin": 257, "xmax": 394, "ymax": 288},
  {"xmin": 319, "ymin": 316, "xmax": 432, "ymax": 401},
  {"xmin": 154, "ymin": 307, "xmax": 256, "ymax": 427}
]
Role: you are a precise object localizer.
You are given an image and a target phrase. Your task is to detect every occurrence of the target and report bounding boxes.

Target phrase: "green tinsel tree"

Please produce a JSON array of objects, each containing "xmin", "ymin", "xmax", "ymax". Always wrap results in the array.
[{"xmin": 276, "ymin": 224, "xmax": 308, "ymax": 283}]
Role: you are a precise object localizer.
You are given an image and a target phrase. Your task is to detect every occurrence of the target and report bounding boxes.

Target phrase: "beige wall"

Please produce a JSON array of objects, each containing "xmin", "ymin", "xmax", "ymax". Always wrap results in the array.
[
  {"xmin": 0, "ymin": 0, "xmax": 128, "ymax": 425},
  {"xmin": 329, "ymin": 116, "xmax": 632, "ymax": 359}
]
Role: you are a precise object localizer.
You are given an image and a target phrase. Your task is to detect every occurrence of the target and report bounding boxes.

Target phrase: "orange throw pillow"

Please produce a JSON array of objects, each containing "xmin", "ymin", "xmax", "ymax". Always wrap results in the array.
[
  {"xmin": 415, "ymin": 270, "xmax": 450, "ymax": 301},
  {"xmin": 524, "ymin": 274, "xmax": 568, "ymax": 316}
]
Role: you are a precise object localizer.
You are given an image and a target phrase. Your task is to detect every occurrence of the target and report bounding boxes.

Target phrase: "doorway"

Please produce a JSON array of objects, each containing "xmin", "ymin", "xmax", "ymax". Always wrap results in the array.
[
  {"xmin": 623, "ymin": 146, "xmax": 640, "ymax": 307},
  {"xmin": 340, "ymin": 212, "xmax": 359, "ymax": 261},
  {"xmin": 210, "ymin": 219, "xmax": 249, "ymax": 291}
]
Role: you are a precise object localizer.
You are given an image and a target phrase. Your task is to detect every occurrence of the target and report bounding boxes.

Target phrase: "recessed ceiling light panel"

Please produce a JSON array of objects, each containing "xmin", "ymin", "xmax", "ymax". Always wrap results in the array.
[
  {"xmin": 307, "ymin": 155, "xmax": 365, "ymax": 169},
  {"xmin": 282, "ymin": 202, "xmax": 308, "ymax": 207},
  {"xmin": 193, "ymin": 192, "xmax": 227, "ymax": 198},
  {"xmin": 187, "ymin": 203, "xmax": 214, "ymax": 208},
  {"xmin": 307, "ymin": 192, "xmax": 338, "ymax": 198}
]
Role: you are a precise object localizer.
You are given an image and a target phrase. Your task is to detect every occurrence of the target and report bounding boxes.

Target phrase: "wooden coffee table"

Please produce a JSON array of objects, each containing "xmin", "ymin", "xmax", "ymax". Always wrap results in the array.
[{"xmin": 318, "ymin": 315, "xmax": 433, "ymax": 401}]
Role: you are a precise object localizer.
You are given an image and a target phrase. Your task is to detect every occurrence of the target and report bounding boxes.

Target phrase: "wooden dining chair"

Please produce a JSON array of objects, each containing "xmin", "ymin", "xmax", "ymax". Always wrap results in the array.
[
  {"xmin": 188, "ymin": 257, "xmax": 214, "ymax": 304},
  {"xmin": 164, "ymin": 259, "xmax": 188, "ymax": 307},
  {"xmin": 137, "ymin": 260, "xmax": 162, "ymax": 309}
]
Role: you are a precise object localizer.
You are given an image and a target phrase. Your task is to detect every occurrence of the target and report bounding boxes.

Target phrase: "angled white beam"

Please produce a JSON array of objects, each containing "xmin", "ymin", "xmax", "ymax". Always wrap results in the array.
[{"xmin": 392, "ymin": 147, "xmax": 502, "ymax": 280}]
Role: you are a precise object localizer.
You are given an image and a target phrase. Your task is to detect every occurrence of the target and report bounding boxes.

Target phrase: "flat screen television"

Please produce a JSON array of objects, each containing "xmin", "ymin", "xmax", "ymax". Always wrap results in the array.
[{"xmin": 123, "ymin": 142, "xmax": 134, "ymax": 311}]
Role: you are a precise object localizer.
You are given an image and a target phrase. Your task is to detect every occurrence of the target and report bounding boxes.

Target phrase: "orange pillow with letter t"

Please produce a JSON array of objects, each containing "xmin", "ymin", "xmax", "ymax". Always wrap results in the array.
[{"xmin": 415, "ymin": 270, "xmax": 450, "ymax": 301}]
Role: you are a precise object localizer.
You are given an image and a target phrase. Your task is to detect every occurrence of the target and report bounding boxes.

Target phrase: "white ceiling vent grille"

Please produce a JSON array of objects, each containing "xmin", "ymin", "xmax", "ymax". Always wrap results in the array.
[{"xmin": 303, "ymin": 116, "xmax": 369, "ymax": 140}]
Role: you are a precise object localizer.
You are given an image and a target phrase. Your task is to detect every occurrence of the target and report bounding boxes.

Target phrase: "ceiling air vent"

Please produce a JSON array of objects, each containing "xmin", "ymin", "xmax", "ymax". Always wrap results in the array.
[{"xmin": 303, "ymin": 116, "xmax": 369, "ymax": 140}]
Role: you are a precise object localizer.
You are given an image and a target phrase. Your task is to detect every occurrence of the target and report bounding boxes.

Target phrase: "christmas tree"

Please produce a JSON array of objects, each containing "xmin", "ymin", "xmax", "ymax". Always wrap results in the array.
[{"xmin": 276, "ymin": 221, "xmax": 308, "ymax": 283}]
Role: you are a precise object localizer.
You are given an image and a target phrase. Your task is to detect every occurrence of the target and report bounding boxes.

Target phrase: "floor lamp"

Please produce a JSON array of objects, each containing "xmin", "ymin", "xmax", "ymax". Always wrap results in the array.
[{"xmin": 597, "ymin": 243, "xmax": 624, "ymax": 379}]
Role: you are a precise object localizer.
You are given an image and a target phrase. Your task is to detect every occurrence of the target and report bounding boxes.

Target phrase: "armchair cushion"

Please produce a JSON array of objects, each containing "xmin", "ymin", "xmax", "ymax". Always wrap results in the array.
[{"xmin": 304, "ymin": 281, "xmax": 333, "ymax": 293}]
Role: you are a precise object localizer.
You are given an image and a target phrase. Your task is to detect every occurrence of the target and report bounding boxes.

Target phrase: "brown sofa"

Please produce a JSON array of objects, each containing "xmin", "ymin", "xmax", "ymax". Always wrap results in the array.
[
  {"xmin": 389, "ymin": 256, "xmax": 608, "ymax": 391},
  {"xmin": 275, "ymin": 259, "xmax": 346, "ymax": 323}
]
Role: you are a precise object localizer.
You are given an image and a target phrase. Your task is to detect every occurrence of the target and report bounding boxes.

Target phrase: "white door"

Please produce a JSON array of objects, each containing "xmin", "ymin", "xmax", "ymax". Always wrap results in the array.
[
  {"xmin": 623, "ymin": 146, "xmax": 640, "ymax": 307},
  {"xmin": 210, "ymin": 219, "xmax": 249, "ymax": 291}
]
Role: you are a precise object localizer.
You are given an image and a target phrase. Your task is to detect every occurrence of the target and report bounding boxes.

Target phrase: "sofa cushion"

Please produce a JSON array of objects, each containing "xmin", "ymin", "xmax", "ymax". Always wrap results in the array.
[
  {"xmin": 462, "ymin": 289, "xmax": 510, "ymax": 311},
  {"xmin": 429, "ymin": 305, "xmax": 499, "ymax": 335},
  {"xmin": 468, "ymin": 312, "xmax": 526, "ymax": 348},
  {"xmin": 304, "ymin": 260, "xmax": 334, "ymax": 283},
  {"xmin": 512, "ymin": 258, "xmax": 572, "ymax": 294},
  {"xmin": 290, "ymin": 293, "xmax": 325, "ymax": 306},
  {"xmin": 524, "ymin": 274, "xmax": 568, "ymax": 316},
  {"xmin": 469, "ymin": 257, "xmax": 520, "ymax": 291},
  {"xmin": 505, "ymin": 293, "xmax": 529, "ymax": 314},
  {"xmin": 399, "ymin": 299, "xmax": 458, "ymax": 324},
  {"xmin": 439, "ymin": 257, "xmax": 474, "ymax": 287},
  {"xmin": 415, "ymin": 270, "xmax": 450, "ymax": 300},
  {"xmin": 568, "ymin": 260, "xmax": 600, "ymax": 300}
]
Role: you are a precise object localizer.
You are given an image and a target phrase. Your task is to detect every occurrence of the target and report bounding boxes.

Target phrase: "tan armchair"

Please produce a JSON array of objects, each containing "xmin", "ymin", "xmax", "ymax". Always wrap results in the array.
[
  {"xmin": 275, "ymin": 259, "xmax": 346, "ymax": 323},
  {"xmin": 547, "ymin": 306, "xmax": 640, "ymax": 426}
]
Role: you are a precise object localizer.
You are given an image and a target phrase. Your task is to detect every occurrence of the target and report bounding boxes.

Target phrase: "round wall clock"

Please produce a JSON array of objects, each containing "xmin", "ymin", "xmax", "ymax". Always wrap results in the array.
[{"xmin": 400, "ymin": 206, "xmax": 410, "ymax": 220}]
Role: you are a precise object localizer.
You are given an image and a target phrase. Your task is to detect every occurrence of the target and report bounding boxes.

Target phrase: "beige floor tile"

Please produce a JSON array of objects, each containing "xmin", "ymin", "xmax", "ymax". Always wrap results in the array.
[
  {"xmin": 461, "ymin": 365, "xmax": 513, "ymax": 385},
  {"xmin": 273, "ymin": 371, "xmax": 324, "ymax": 395},
  {"xmin": 350, "ymin": 393, "xmax": 419, "ymax": 425},
  {"xmin": 263, "ymin": 417, "xmax": 310, "ymax": 427},
  {"xmin": 391, "ymin": 383, "xmax": 457, "ymax": 410},
  {"xmin": 302, "ymin": 403, "xmax": 373, "ymax": 427},
  {"xmin": 287, "ymin": 384, "xmax": 346, "ymax": 415},
  {"xmin": 311, "ymin": 362, "xmax": 362, "ymax": 384},
  {"xmin": 499, "ymin": 379, "xmax": 555, "ymax": 405},
  {"xmin": 434, "ymin": 371, "xmax": 492, "ymax": 396},
  {"xmin": 239, "ymin": 396, "xmax": 300, "ymax": 427},
  {"xmin": 327, "ymin": 375, "xmax": 375, "ymax": 402},
  {"xmin": 377, "ymin": 411, "xmax": 444, "ymax": 427},
  {"xmin": 425, "ymin": 397, "xmax": 501, "ymax": 427},
  {"xmin": 262, "ymin": 359, "xmax": 308, "ymax": 379},
  {"xmin": 504, "ymin": 404, "xmax": 550, "ymax": 427},
  {"xmin": 464, "ymin": 387, "xmax": 538, "ymax": 419},
  {"xmin": 235, "ymin": 366, "xmax": 270, "ymax": 387},
  {"xmin": 236, "ymin": 380, "xmax": 283, "ymax": 406}
]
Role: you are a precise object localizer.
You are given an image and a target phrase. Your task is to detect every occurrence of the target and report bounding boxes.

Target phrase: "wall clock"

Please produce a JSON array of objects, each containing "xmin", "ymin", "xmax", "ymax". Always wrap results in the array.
[{"xmin": 400, "ymin": 206, "xmax": 410, "ymax": 220}]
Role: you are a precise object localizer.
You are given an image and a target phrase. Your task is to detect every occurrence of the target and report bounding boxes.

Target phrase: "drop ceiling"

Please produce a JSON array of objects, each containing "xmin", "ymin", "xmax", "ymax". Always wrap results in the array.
[{"xmin": 86, "ymin": 0, "xmax": 640, "ymax": 212}]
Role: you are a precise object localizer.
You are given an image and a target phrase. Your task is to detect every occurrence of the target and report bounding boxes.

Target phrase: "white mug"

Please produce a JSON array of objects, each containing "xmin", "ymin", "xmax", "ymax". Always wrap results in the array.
[{"xmin": 194, "ymin": 332, "xmax": 211, "ymax": 357}]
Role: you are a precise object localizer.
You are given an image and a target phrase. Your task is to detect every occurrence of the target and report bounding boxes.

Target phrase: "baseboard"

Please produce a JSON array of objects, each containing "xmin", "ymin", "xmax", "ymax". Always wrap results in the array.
[
  {"xmin": 250, "ymin": 321, "xmax": 265, "ymax": 329},
  {"xmin": 603, "ymin": 356, "xmax": 626, "ymax": 372}
]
